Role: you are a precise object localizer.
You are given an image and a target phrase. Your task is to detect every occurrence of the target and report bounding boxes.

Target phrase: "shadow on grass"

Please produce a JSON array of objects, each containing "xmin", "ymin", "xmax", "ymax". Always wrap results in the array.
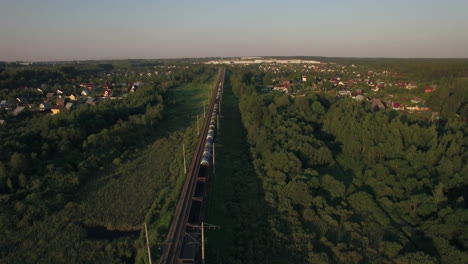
[{"xmin": 206, "ymin": 72, "xmax": 295, "ymax": 264}]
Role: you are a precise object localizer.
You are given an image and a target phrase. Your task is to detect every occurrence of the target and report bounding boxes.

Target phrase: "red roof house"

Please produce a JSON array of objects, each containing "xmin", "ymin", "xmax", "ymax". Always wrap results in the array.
[
  {"xmin": 392, "ymin": 102, "xmax": 404, "ymax": 110},
  {"xmin": 103, "ymin": 89, "xmax": 113, "ymax": 97},
  {"xmin": 425, "ymin": 86, "xmax": 436, "ymax": 93}
]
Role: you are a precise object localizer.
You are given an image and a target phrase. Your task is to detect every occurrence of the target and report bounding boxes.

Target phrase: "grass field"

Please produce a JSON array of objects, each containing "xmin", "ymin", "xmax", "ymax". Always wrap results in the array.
[{"xmin": 0, "ymin": 78, "xmax": 216, "ymax": 264}]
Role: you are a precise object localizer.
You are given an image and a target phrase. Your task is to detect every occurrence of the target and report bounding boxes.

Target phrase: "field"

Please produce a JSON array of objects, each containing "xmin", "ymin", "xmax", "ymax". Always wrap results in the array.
[{"xmin": 0, "ymin": 78, "xmax": 215, "ymax": 264}]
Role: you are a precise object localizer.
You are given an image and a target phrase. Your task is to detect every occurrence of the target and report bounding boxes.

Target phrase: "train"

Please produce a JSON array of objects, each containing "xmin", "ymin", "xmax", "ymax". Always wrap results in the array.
[{"xmin": 200, "ymin": 75, "xmax": 224, "ymax": 166}]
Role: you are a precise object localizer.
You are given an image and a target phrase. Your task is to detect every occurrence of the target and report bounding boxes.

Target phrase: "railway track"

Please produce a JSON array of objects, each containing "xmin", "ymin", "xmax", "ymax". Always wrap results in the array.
[{"xmin": 158, "ymin": 68, "xmax": 225, "ymax": 264}]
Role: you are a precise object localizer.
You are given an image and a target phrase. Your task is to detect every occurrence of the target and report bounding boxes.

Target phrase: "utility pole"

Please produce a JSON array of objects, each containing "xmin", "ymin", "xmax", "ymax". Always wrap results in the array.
[
  {"xmin": 183, "ymin": 143, "xmax": 187, "ymax": 174},
  {"xmin": 201, "ymin": 222, "xmax": 205, "ymax": 264},
  {"xmin": 212, "ymin": 142, "xmax": 215, "ymax": 174},
  {"xmin": 144, "ymin": 223, "xmax": 152, "ymax": 264},
  {"xmin": 197, "ymin": 114, "xmax": 199, "ymax": 136}
]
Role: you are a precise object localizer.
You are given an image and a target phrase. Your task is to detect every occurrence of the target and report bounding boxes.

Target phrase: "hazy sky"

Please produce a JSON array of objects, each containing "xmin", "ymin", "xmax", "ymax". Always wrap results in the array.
[{"xmin": 1, "ymin": 0, "xmax": 468, "ymax": 61}]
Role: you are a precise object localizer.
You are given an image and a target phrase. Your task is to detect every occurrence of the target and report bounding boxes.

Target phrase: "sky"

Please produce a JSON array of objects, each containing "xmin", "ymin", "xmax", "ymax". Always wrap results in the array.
[{"xmin": 1, "ymin": 0, "xmax": 468, "ymax": 61}]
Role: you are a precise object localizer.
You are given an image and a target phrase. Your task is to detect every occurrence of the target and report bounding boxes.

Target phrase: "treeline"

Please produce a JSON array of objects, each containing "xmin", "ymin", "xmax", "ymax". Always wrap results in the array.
[
  {"xmin": 0, "ymin": 68, "xmax": 67, "ymax": 90},
  {"xmin": 426, "ymin": 78, "xmax": 468, "ymax": 118},
  {"xmin": 324, "ymin": 58, "xmax": 468, "ymax": 82},
  {"xmin": 0, "ymin": 79, "xmax": 169, "ymax": 235},
  {"xmin": 231, "ymin": 69, "xmax": 467, "ymax": 263}
]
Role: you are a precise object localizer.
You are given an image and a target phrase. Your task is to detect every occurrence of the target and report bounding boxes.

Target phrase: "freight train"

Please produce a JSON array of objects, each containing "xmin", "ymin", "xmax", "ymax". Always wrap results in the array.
[{"xmin": 200, "ymin": 81, "xmax": 223, "ymax": 166}]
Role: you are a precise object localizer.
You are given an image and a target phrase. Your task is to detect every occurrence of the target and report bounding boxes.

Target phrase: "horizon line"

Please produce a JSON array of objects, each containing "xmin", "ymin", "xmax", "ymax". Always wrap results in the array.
[{"xmin": 2, "ymin": 55, "xmax": 468, "ymax": 63}]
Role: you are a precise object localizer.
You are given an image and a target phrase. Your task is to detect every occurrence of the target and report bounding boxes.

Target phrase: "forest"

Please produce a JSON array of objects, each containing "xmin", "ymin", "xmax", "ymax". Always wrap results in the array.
[
  {"xmin": 228, "ymin": 65, "xmax": 467, "ymax": 263},
  {"xmin": 0, "ymin": 62, "xmax": 217, "ymax": 263}
]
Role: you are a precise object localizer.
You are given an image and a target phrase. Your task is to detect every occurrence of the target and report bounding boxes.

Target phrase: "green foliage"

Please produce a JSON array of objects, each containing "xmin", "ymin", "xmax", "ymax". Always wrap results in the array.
[
  {"xmin": 0, "ymin": 63, "xmax": 217, "ymax": 263},
  {"xmin": 230, "ymin": 67, "xmax": 468, "ymax": 263},
  {"xmin": 426, "ymin": 79, "xmax": 468, "ymax": 118}
]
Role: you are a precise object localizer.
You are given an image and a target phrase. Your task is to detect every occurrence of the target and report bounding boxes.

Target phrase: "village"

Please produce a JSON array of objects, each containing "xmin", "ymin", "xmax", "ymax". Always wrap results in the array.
[
  {"xmin": 0, "ymin": 60, "xmax": 445, "ymax": 126},
  {"xmin": 0, "ymin": 63, "xmax": 185, "ymax": 125},
  {"xmin": 258, "ymin": 61, "xmax": 439, "ymax": 117}
]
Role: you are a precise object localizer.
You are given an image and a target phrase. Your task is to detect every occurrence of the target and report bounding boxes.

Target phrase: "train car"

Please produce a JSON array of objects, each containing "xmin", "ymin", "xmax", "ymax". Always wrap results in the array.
[
  {"xmin": 200, "ymin": 76, "xmax": 224, "ymax": 166},
  {"xmin": 200, "ymin": 151, "xmax": 211, "ymax": 166},
  {"xmin": 204, "ymin": 142, "xmax": 213, "ymax": 151},
  {"xmin": 207, "ymin": 129, "xmax": 215, "ymax": 138}
]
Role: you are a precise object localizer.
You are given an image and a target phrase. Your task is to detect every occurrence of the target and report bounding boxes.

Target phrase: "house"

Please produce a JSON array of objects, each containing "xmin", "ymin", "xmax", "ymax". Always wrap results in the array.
[
  {"xmin": 406, "ymin": 105, "xmax": 421, "ymax": 112},
  {"xmin": 12, "ymin": 106, "xmax": 26, "ymax": 116},
  {"xmin": 371, "ymin": 85, "xmax": 379, "ymax": 92},
  {"xmin": 81, "ymin": 90, "xmax": 90, "ymax": 96},
  {"xmin": 338, "ymin": 90, "xmax": 351, "ymax": 97},
  {"xmin": 281, "ymin": 80, "xmax": 291, "ymax": 88},
  {"xmin": 425, "ymin": 86, "xmax": 436, "ymax": 93},
  {"xmin": 0, "ymin": 120, "xmax": 5, "ymax": 126},
  {"xmin": 273, "ymin": 86, "xmax": 289, "ymax": 93},
  {"xmin": 69, "ymin": 94, "xmax": 79, "ymax": 101},
  {"xmin": 39, "ymin": 103, "xmax": 51, "ymax": 111},
  {"xmin": 392, "ymin": 102, "xmax": 404, "ymax": 110},
  {"xmin": 65, "ymin": 102, "xmax": 74, "ymax": 110},
  {"xmin": 86, "ymin": 84, "xmax": 94, "ymax": 90},
  {"xmin": 302, "ymin": 76, "xmax": 307, "ymax": 82},
  {"xmin": 51, "ymin": 106, "xmax": 62, "ymax": 115},
  {"xmin": 411, "ymin": 97, "xmax": 423, "ymax": 104},
  {"xmin": 370, "ymin": 98, "xmax": 385, "ymax": 111},
  {"xmin": 0, "ymin": 100, "xmax": 11, "ymax": 110},
  {"xmin": 56, "ymin": 97, "xmax": 66, "ymax": 107},
  {"xmin": 406, "ymin": 83, "xmax": 417, "ymax": 89},
  {"xmin": 354, "ymin": 95, "xmax": 367, "ymax": 101},
  {"xmin": 46, "ymin": 92, "xmax": 55, "ymax": 100},
  {"xmin": 86, "ymin": 98, "xmax": 96, "ymax": 105},
  {"xmin": 103, "ymin": 89, "xmax": 113, "ymax": 97}
]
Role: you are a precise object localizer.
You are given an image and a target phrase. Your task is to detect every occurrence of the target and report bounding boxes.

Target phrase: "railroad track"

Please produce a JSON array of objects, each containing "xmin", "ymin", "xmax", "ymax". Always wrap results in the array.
[{"xmin": 158, "ymin": 68, "xmax": 225, "ymax": 264}]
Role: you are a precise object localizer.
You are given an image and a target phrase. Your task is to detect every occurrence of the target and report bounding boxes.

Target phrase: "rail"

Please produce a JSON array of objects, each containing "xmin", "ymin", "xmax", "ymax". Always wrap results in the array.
[{"xmin": 158, "ymin": 68, "xmax": 225, "ymax": 264}]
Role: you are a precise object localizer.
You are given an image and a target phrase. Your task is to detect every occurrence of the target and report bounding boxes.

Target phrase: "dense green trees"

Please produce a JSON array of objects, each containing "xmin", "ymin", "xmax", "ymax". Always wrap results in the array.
[
  {"xmin": 426, "ymin": 79, "xmax": 468, "ymax": 118},
  {"xmin": 0, "ymin": 81, "xmax": 168, "ymax": 233},
  {"xmin": 0, "ymin": 63, "xmax": 217, "ymax": 263},
  {"xmin": 231, "ymin": 68, "xmax": 467, "ymax": 263}
]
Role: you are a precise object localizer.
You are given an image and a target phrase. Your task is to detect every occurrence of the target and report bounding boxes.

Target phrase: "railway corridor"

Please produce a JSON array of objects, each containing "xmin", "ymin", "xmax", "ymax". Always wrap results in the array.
[{"xmin": 158, "ymin": 69, "xmax": 225, "ymax": 264}]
